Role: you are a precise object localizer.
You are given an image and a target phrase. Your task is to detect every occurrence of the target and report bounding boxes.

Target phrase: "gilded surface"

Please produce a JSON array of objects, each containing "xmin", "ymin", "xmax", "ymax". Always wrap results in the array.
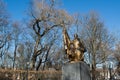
[{"xmin": 63, "ymin": 28, "xmax": 86, "ymax": 62}]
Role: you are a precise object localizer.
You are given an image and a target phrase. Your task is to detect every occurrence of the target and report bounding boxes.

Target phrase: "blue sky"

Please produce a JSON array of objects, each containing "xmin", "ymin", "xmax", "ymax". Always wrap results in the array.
[{"xmin": 4, "ymin": 0, "xmax": 120, "ymax": 33}]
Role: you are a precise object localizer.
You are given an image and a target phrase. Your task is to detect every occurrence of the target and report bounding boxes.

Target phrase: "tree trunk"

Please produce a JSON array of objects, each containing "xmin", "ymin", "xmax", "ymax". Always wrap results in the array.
[
  {"xmin": 13, "ymin": 45, "xmax": 17, "ymax": 69},
  {"xmin": 31, "ymin": 55, "xmax": 37, "ymax": 70},
  {"xmin": 36, "ymin": 58, "xmax": 42, "ymax": 71},
  {"xmin": 31, "ymin": 35, "xmax": 40, "ymax": 70},
  {"xmin": 92, "ymin": 65, "xmax": 96, "ymax": 80},
  {"xmin": 92, "ymin": 53, "xmax": 96, "ymax": 80}
]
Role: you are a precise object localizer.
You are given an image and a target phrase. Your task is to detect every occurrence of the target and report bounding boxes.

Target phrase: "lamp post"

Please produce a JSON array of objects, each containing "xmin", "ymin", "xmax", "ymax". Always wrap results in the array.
[
  {"xmin": 109, "ymin": 62, "xmax": 113, "ymax": 80},
  {"xmin": 26, "ymin": 62, "xmax": 29, "ymax": 80}
]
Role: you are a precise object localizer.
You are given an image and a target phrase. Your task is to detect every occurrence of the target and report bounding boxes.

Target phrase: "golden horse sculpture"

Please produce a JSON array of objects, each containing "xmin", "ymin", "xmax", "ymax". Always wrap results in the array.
[{"xmin": 63, "ymin": 28, "xmax": 86, "ymax": 62}]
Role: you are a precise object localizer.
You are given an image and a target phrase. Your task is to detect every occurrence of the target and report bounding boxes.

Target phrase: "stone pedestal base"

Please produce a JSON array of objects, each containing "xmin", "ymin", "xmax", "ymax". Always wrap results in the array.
[{"xmin": 62, "ymin": 61, "xmax": 91, "ymax": 80}]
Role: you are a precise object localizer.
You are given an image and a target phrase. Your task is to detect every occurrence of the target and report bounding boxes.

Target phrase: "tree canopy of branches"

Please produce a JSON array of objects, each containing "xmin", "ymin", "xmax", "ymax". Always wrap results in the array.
[
  {"xmin": 78, "ymin": 13, "xmax": 114, "ymax": 80},
  {"xmin": 0, "ymin": 0, "xmax": 11, "ymax": 67},
  {"xmin": 28, "ymin": 0, "xmax": 73, "ymax": 70},
  {"xmin": 0, "ymin": 0, "xmax": 9, "ymax": 50}
]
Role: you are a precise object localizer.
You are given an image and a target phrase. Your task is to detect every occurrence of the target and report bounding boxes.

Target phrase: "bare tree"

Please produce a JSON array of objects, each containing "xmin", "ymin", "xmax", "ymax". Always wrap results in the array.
[
  {"xmin": 0, "ymin": 0, "xmax": 10, "ymax": 68},
  {"xmin": 27, "ymin": 0, "xmax": 73, "ymax": 70},
  {"xmin": 0, "ymin": 0, "xmax": 9, "ymax": 51},
  {"xmin": 11, "ymin": 21, "xmax": 22, "ymax": 69},
  {"xmin": 78, "ymin": 12, "xmax": 114, "ymax": 80},
  {"xmin": 115, "ymin": 41, "xmax": 120, "ymax": 59},
  {"xmin": 114, "ymin": 41, "xmax": 120, "ymax": 76}
]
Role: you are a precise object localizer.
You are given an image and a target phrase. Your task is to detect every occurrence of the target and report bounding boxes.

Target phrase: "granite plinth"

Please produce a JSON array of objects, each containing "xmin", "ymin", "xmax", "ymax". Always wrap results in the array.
[{"xmin": 62, "ymin": 61, "xmax": 91, "ymax": 80}]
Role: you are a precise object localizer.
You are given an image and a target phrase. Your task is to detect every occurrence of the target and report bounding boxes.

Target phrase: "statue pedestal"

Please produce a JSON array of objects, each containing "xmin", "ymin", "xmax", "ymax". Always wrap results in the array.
[{"xmin": 62, "ymin": 61, "xmax": 91, "ymax": 80}]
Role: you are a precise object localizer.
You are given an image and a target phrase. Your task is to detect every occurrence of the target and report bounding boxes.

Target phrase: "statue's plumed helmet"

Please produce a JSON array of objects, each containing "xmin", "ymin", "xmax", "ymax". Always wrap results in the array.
[{"xmin": 74, "ymin": 34, "xmax": 78, "ymax": 38}]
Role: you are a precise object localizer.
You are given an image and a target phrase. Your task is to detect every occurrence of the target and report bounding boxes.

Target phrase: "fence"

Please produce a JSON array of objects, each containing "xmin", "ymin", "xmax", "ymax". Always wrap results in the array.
[{"xmin": 0, "ymin": 69, "xmax": 62, "ymax": 80}]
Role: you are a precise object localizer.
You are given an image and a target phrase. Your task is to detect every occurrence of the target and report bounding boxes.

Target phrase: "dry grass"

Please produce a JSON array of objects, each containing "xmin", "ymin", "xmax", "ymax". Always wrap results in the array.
[{"xmin": 0, "ymin": 69, "xmax": 62, "ymax": 80}]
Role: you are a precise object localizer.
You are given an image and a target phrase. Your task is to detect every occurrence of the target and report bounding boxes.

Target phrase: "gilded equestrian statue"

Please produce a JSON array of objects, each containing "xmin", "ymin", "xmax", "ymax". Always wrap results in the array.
[{"xmin": 63, "ymin": 27, "xmax": 86, "ymax": 62}]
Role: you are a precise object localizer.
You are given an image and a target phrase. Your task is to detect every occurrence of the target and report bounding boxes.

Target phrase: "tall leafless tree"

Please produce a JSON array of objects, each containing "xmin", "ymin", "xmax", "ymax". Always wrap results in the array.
[
  {"xmin": 78, "ymin": 12, "xmax": 115, "ymax": 80},
  {"xmin": 0, "ymin": 0, "xmax": 10, "ymax": 67},
  {"xmin": 28, "ymin": 0, "xmax": 73, "ymax": 70},
  {"xmin": 11, "ymin": 21, "xmax": 22, "ymax": 69},
  {"xmin": 114, "ymin": 41, "xmax": 120, "ymax": 76}
]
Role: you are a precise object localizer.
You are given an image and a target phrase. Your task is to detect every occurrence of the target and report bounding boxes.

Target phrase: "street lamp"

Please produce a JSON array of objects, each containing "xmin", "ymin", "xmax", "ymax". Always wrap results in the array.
[{"xmin": 26, "ymin": 62, "xmax": 29, "ymax": 80}]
